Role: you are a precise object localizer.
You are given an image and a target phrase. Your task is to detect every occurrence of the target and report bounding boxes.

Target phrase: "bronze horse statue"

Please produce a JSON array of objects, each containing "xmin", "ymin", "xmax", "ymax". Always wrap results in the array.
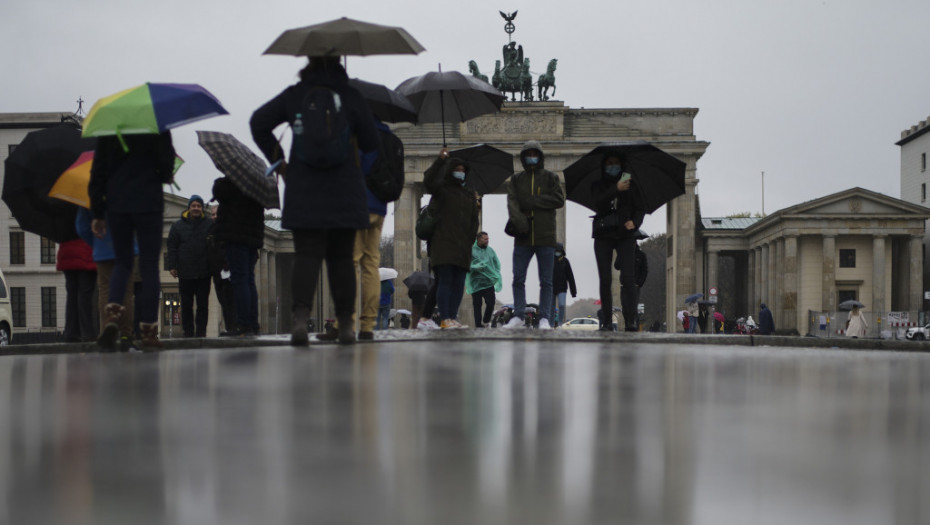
[
  {"xmin": 537, "ymin": 58, "xmax": 558, "ymax": 101},
  {"xmin": 468, "ymin": 60, "xmax": 489, "ymax": 84}
]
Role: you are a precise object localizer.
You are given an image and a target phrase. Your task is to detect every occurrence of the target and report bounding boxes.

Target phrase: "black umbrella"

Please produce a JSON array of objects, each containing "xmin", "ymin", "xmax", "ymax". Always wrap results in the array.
[
  {"xmin": 563, "ymin": 142, "xmax": 686, "ymax": 214},
  {"xmin": 838, "ymin": 300, "xmax": 865, "ymax": 311},
  {"xmin": 448, "ymin": 144, "xmax": 513, "ymax": 195},
  {"xmin": 2, "ymin": 123, "xmax": 94, "ymax": 241},
  {"xmin": 395, "ymin": 69, "xmax": 505, "ymax": 146},
  {"xmin": 348, "ymin": 78, "xmax": 417, "ymax": 124},
  {"xmin": 403, "ymin": 271, "xmax": 433, "ymax": 293},
  {"xmin": 263, "ymin": 17, "xmax": 425, "ymax": 57}
]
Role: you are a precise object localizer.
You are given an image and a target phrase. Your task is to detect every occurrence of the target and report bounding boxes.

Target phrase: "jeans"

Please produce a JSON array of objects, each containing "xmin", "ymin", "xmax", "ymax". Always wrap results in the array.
[
  {"xmin": 377, "ymin": 304, "xmax": 391, "ymax": 330},
  {"xmin": 292, "ymin": 229, "xmax": 356, "ymax": 319},
  {"xmin": 511, "ymin": 245, "xmax": 555, "ymax": 321},
  {"xmin": 472, "ymin": 287, "xmax": 495, "ymax": 327},
  {"xmin": 63, "ymin": 269, "xmax": 98, "ymax": 341},
  {"xmin": 436, "ymin": 264, "xmax": 467, "ymax": 321},
  {"xmin": 551, "ymin": 292, "xmax": 567, "ymax": 326},
  {"xmin": 108, "ymin": 211, "xmax": 162, "ymax": 324},
  {"xmin": 179, "ymin": 277, "xmax": 211, "ymax": 337},
  {"xmin": 225, "ymin": 243, "xmax": 258, "ymax": 332}
]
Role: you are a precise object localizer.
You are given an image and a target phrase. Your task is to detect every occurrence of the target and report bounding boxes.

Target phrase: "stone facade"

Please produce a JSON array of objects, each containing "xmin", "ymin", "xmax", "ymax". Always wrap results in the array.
[{"xmin": 896, "ymin": 117, "xmax": 930, "ymax": 299}]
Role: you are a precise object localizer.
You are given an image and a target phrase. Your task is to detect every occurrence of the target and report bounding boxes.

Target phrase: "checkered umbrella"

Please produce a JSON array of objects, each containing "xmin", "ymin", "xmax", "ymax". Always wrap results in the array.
[{"xmin": 196, "ymin": 131, "xmax": 279, "ymax": 209}]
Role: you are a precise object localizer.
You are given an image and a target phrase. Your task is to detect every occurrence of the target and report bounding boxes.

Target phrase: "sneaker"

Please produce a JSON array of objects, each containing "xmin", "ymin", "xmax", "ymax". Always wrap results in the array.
[
  {"xmin": 449, "ymin": 320, "xmax": 468, "ymax": 329},
  {"xmin": 440, "ymin": 319, "xmax": 456, "ymax": 329},
  {"xmin": 418, "ymin": 319, "xmax": 439, "ymax": 330},
  {"xmin": 501, "ymin": 316, "xmax": 524, "ymax": 329},
  {"xmin": 538, "ymin": 318, "xmax": 552, "ymax": 330}
]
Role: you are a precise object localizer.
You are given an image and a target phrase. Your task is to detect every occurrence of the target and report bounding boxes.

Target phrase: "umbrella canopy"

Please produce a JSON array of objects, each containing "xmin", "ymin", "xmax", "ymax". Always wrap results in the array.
[
  {"xmin": 348, "ymin": 78, "xmax": 417, "ymax": 124},
  {"xmin": 379, "ymin": 267, "xmax": 398, "ymax": 281},
  {"xmin": 49, "ymin": 151, "xmax": 184, "ymax": 210},
  {"xmin": 563, "ymin": 142, "xmax": 686, "ymax": 213},
  {"xmin": 448, "ymin": 144, "xmax": 513, "ymax": 195},
  {"xmin": 713, "ymin": 311, "xmax": 725, "ymax": 322},
  {"xmin": 684, "ymin": 293, "xmax": 704, "ymax": 304},
  {"xmin": 396, "ymin": 70, "xmax": 505, "ymax": 146},
  {"xmin": 677, "ymin": 310, "xmax": 687, "ymax": 321},
  {"xmin": 403, "ymin": 271, "xmax": 433, "ymax": 292},
  {"xmin": 2, "ymin": 123, "xmax": 95, "ymax": 241},
  {"xmin": 838, "ymin": 300, "xmax": 866, "ymax": 311},
  {"xmin": 397, "ymin": 309, "xmax": 412, "ymax": 316},
  {"xmin": 82, "ymin": 83, "xmax": 228, "ymax": 145},
  {"xmin": 264, "ymin": 17, "xmax": 425, "ymax": 57},
  {"xmin": 197, "ymin": 131, "xmax": 280, "ymax": 209}
]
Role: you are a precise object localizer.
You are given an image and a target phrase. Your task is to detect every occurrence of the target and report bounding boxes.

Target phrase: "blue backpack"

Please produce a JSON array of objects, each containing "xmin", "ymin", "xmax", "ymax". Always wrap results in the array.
[{"xmin": 293, "ymin": 86, "xmax": 353, "ymax": 169}]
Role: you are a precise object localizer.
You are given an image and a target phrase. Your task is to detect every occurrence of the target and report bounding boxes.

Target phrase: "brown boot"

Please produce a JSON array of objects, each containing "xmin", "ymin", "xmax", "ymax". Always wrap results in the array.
[
  {"xmin": 291, "ymin": 306, "xmax": 310, "ymax": 346},
  {"xmin": 97, "ymin": 303, "xmax": 124, "ymax": 351},
  {"xmin": 410, "ymin": 305, "xmax": 422, "ymax": 330},
  {"xmin": 139, "ymin": 322, "xmax": 163, "ymax": 350},
  {"xmin": 337, "ymin": 316, "xmax": 356, "ymax": 345}
]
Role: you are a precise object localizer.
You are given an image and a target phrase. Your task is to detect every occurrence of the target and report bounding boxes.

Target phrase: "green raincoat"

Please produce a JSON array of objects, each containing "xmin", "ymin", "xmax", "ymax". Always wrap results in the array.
[{"xmin": 465, "ymin": 241, "xmax": 502, "ymax": 295}]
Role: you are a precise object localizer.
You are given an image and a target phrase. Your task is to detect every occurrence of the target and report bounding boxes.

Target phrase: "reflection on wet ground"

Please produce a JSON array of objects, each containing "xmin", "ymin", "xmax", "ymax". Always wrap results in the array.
[{"xmin": 0, "ymin": 340, "xmax": 928, "ymax": 524}]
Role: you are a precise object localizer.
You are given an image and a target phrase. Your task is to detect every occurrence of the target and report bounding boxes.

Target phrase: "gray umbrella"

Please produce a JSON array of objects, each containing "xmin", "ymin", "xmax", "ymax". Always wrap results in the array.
[
  {"xmin": 348, "ymin": 78, "xmax": 417, "ymax": 124},
  {"xmin": 396, "ymin": 69, "xmax": 505, "ymax": 146},
  {"xmin": 838, "ymin": 300, "xmax": 865, "ymax": 311},
  {"xmin": 264, "ymin": 18, "xmax": 425, "ymax": 57}
]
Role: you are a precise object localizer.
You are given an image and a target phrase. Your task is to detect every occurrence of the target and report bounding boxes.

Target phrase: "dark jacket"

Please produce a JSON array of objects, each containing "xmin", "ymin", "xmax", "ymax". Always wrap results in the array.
[
  {"xmin": 167, "ymin": 211, "xmax": 214, "ymax": 279},
  {"xmin": 505, "ymin": 141, "xmax": 565, "ymax": 247},
  {"xmin": 759, "ymin": 304, "xmax": 775, "ymax": 335},
  {"xmin": 211, "ymin": 177, "xmax": 265, "ymax": 249},
  {"xmin": 249, "ymin": 65, "xmax": 379, "ymax": 231},
  {"xmin": 590, "ymin": 157, "xmax": 646, "ymax": 240},
  {"xmin": 424, "ymin": 156, "xmax": 480, "ymax": 269},
  {"xmin": 89, "ymin": 132, "xmax": 176, "ymax": 219},
  {"xmin": 553, "ymin": 254, "xmax": 577, "ymax": 296},
  {"xmin": 56, "ymin": 239, "xmax": 96, "ymax": 272}
]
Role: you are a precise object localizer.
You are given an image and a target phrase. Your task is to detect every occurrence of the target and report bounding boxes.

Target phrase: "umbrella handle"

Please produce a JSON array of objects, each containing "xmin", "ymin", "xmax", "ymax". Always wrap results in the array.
[{"xmin": 440, "ymin": 90, "xmax": 446, "ymax": 147}]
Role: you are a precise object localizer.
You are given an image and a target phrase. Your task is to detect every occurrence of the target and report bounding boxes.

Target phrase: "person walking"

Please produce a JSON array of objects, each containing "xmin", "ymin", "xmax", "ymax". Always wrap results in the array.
[
  {"xmin": 758, "ymin": 303, "xmax": 775, "ymax": 335},
  {"xmin": 589, "ymin": 151, "xmax": 645, "ymax": 331},
  {"xmin": 423, "ymin": 148, "xmax": 480, "ymax": 329},
  {"xmin": 76, "ymin": 208, "xmax": 139, "ymax": 351},
  {"xmin": 167, "ymin": 195, "xmax": 214, "ymax": 338},
  {"xmin": 211, "ymin": 178, "xmax": 265, "ymax": 336},
  {"xmin": 89, "ymin": 131, "xmax": 176, "ymax": 349},
  {"xmin": 206, "ymin": 204, "xmax": 237, "ymax": 335},
  {"xmin": 56, "ymin": 238, "xmax": 97, "ymax": 342},
  {"xmin": 466, "ymin": 232, "xmax": 502, "ymax": 328},
  {"xmin": 377, "ymin": 278, "xmax": 394, "ymax": 330},
  {"xmin": 250, "ymin": 55, "xmax": 379, "ymax": 345},
  {"xmin": 846, "ymin": 305, "xmax": 869, "ymax": 338},
  {"xmin": 551, "ymin": 243, "xmax": 577, "ymax": 327},
  {"xmin": 502, "ymin": 140, "xmax": 565, "ymax": 330}
]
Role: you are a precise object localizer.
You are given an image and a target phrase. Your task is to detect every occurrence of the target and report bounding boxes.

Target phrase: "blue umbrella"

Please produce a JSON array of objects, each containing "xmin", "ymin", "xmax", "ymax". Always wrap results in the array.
[{"xmin": 684, "ymin": 293, "xmax": 704, "ymax": 304}]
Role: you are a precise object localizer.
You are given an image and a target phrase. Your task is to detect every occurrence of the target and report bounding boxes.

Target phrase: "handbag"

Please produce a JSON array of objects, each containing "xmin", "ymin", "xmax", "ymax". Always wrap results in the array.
[
  {"xmin": 591, "ymin": 213, "xmax": 623, "ymax": 237},
  {"xmin": 415, "ymin": 204, "xmax": 437, "ymax": 240}
]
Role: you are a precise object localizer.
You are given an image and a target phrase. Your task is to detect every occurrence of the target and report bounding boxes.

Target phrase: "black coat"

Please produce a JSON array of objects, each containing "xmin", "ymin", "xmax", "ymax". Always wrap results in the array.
[
  {"xmin": 590, "ymin": 175, "xmax": 646, "ymax": 240},
  {"xmin": 553, "ymin": 256, "xmax": 577, "ymax": 296},
  {"xmin": 167, "ymin": 212, "xmax": 214, "ymax": 279},
  {"xmin": 424, "ymin": 156, "xmax": 479, "ymax": 269},
  {"xmin": 89, "ymin": 132, "xmax": 176, "ymax": 219},
  {"xmin": 250, "ymin": 67, "xmax": 379, "ymax": 231},
  {"xmin": 211, "ymin": 177, "xmax": 265, "ymax": 249}
]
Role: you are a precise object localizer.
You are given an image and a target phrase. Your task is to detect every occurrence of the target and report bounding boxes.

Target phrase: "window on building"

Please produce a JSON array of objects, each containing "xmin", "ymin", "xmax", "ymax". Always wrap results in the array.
[
  {"xmin": 9, "ymin": 231, "xmax": 24, "ymax": 265},
  {"xmin": 923, "ymin": 183, "xmax": 927, "ymax": 202},
  {"xmin": 838, "ymin": 290, "xmax": 858, "ymax": 305},
  {"xmin": 10, "ymin": 287, "xmax": 25, "ymax": 327},
  {"xmin": 839, "ymin": 249, "xmax": 856, "ymax": 268},
  {"xmin": 40, "ymin": 237, "xmax": 56, "ymax": 264},
  {"xmin": 922, "ymin": 152, "xmax": 927, "ymax": 171},
  {"xmin": 40, "ymin": 287, "xmax": 56, "ymax": 327}
]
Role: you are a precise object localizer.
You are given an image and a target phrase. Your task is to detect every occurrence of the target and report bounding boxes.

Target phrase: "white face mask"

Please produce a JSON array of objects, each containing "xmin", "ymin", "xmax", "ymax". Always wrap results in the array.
[
  {"xmin": 525, "ymin": 156, "xmax": 539, "ymax": 166},
  {"xmin": 452, "ymin": 171, "xmax": 466, "ymax": 181},
  {"xmin": 605, "ymin": 165, "xmax": 622, "ymax": 177}
]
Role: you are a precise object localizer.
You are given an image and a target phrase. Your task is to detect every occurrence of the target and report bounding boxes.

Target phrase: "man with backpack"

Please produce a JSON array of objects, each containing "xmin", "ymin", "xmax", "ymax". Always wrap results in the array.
[{"xmin": 250, "ymin": 56, "xmax": 380, "ymax": 345}]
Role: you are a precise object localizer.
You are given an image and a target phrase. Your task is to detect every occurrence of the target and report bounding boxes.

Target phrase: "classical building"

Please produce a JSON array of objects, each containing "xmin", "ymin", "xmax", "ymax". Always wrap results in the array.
[
  {"xmin": 897, "ymin": 116, "xmax": 930, "ymax": 293},
  {"xmin": 698, "ymin": 188, "xmax": 929, "ymax": 334}
]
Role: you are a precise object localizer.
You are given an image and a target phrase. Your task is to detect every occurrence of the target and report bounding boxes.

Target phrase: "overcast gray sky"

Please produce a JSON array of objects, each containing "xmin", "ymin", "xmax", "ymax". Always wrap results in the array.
[{"xmin": 4, "ymin": 0, "xmax": 930, "ymax": 311}]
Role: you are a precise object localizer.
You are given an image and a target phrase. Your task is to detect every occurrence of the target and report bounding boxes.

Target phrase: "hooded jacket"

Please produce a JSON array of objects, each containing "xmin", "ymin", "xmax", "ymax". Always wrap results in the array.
[
  {"xmin": 423, "ymin": 156, "xmax": 480, "ymax": 269},
  {"xmin": 552, "ymin": 244, "xmax": 577, "ymax": 296},
  {"xmin": 505, "ymin": 141, "xmax": 565, "ymax": 247},
  {"xmin": 465, "ymin": 240, "xmax": 502, "ymax": 295},
  {"xmin": 590, "ymin": 153, "xmax": 646, "ymax": 240},
  {"xmin": 167, "ymin": 210, "xmax": 214, "ymax": 279}
]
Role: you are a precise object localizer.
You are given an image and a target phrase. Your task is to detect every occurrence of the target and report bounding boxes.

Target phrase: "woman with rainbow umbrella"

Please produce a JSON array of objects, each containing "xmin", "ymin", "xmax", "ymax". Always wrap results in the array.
[{"xmin": 84, "ymin": 82, "xmax": 227, "ymax": 350}]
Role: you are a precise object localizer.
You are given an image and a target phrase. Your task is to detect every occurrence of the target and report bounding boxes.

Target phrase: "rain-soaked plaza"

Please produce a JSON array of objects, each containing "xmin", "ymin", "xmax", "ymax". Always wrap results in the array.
[{"xmin": 1, "ymin": 332, "xmax": 929, "ymax": 525}]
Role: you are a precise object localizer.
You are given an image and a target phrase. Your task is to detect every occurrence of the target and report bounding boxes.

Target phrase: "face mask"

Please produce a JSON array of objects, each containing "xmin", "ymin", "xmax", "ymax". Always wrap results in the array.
[
  {"xmin": 525, "ymin": 156, "xmax": 539, "ymax": 166},
  {"xmin": 605, "ymin": 165, "xmax": 622, "ymax": 177},
  {"xmin": 555, "ymin": 251, "xmax": 564, "ymax": 258},
  {"xmin": 452, "ymin": 171, "xmax": 465, "ymax": 181}
]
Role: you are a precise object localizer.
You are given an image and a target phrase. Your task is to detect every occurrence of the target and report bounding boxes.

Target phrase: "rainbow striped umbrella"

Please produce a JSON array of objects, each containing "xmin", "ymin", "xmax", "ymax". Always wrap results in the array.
[
  {"xmin": 48, "ymin": 151, "xmax": 185, "ymax": 208},
  {"xmin": 82, "ymin": 83, "xmax": 228, "ymax": 147}
]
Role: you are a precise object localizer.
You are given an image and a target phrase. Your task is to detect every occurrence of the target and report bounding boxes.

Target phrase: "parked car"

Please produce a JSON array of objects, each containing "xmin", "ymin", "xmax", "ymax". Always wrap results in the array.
[
  {"xmin": 0, "ymin": 269, "xmax": 12, "ymax": 346},
  {"xmin": 905, "ymin": 324, "xmax": 930, "ymax": 341},
  {"xmin": 560, "ymin": 317, "xmax": 600, "ymax": 331}
]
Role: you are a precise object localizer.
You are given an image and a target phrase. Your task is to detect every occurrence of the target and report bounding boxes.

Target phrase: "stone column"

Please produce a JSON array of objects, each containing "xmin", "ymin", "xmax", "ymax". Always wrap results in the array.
[
  {"xmin": 393, "ymin": 183, "xmax": 423, "ymax": 313},
  {"xmin": 783, "ymin": 235, "xmax": 798, "ymax": 333},
  {"xmin": 872, "ymin": 235, "xmax": 886, "ymax": 314},
  {"xmin": 760, "ymin": 244, "xmax": 770, "ymax": 307},
  {"xmin": 822, "ymin": 235, "xmax": 836, "ymax": 312},
  {"xmin": 910, "ymin": 235, "xmax": 924, "ymax": 312},
  {"xmin": 707, "ymin": 249, "xmax": 719, "ymax": 298},
  {"xmin": 267, "ymin": 251, "xmax": 277, "ymax": 333},
  {"xmin": 747, "ymin": 249, "xmax": 755, "ymax": 315},
  {"xmin": 774, "ymin": 239, "xmax": 784, "ymax": 329},
  {"xmin": 259, "ymin": 249, "xmax": 269, "ymax": 332},
  {"xmin": 752, "ymin": 247, "xmax": 761, "ymax": 310}
]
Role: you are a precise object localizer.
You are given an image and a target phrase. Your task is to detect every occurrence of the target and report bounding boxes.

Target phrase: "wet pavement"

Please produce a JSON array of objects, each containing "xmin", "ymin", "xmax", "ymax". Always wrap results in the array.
[{"xmin": 1, "ymin": 333, "xmax": 929, "ymax": 525}]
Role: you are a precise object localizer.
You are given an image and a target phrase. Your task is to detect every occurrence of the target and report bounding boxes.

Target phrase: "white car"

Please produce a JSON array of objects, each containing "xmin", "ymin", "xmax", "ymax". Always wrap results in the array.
[
  {"xmin": 0, "ymin": 269, "xmax": 12, "ymax": 346},
  {"xmin": 560, "ymin": 317, "xmax": 600, "ymax": 331},
  {"xmin": 905, "ymin": 324, "xmax": 930, "ymax": 341}
]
